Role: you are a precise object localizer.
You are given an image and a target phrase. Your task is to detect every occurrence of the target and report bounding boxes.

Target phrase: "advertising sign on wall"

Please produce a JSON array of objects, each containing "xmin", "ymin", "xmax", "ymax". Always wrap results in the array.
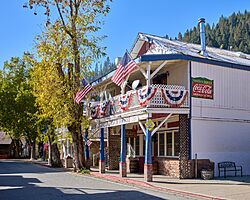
[{"xmin": 192, "ymin": 77, "xmax": 214, "ymax": 99}]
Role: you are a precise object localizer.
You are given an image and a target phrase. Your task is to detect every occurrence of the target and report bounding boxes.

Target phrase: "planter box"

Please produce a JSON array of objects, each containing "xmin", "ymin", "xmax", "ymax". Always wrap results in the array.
[{"xmin": 201, "ymin": 170, "xmax": 214, "ymax": 180}]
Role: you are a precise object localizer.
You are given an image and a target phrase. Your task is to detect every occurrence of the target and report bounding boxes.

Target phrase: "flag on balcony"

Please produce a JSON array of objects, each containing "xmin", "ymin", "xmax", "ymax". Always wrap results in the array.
[
  {"xmin": 111, "ymin": 51, "xmax": 137, "ymax": 86},
  {"xmin": 137, "ymin": 86, "xmax": 157, "ymax": 106},
  {"xmin": 119, "ymin": 93, "xmax": 132, "ymax": 110},
  {"xmin": 74, "ymin": 78, "xmax": 92, "ymax": 104},
  {"xmin": 161, "ymin": 89, "xmax": 188, "ymax": 107}
]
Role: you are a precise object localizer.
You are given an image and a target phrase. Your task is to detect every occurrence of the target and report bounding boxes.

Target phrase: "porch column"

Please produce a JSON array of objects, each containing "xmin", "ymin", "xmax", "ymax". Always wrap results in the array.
[
  {"xmin": 119, "ymin": 124, "xmax": 127, "ymax": 177},
  {"xmin": 144, "ymin": 128, "xmax": 153, "ymax": 182},
  {"xmin": 84, "ymin": 129, "xmax": 90, "ymax": 166},
  {"xmin": 99, "ymin": 127, "xmax": 105, "ymax": 173},
  {"xmin": 179, "ymin": 114, "xmax": 192, "ymax": 178}
]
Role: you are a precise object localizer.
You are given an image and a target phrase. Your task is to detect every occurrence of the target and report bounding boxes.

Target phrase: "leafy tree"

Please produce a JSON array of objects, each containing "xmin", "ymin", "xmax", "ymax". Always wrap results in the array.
[
  {"xmin": 0, "ymin": 56, "xmax": 38, "ymax": 159},
  {"xmin": 26, "ymin": 0, "xmax": 111, "ymax": 170}
]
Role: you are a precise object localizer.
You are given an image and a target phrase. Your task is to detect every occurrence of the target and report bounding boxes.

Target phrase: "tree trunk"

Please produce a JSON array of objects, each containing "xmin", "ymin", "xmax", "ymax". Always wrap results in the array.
[
  {"xmin": 30, "ymin": 141, "xmax": 36, "ymax": 160},
  {"xmin": 48, "ymin": 134, "xmax": 62, "ymax": 167},
  {"xmin": 68, "ymin": 123, "xmax": 85, "ymax": 171}
]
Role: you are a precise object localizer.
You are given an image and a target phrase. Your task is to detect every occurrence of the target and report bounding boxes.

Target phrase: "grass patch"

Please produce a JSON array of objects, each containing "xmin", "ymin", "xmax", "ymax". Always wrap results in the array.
[{"xmin": 79, "ymin": 167, "xmax": 90, "ymax": 174}]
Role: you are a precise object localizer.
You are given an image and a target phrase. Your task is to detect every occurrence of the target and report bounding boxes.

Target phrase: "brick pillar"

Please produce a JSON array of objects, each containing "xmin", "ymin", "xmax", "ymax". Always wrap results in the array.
[
  {"xmin": 179, "ymin": 114, "xmax": 193, "ymax": 179},
  {"xmin": 120, "ymin": 124, "xmax": 127, "ymax": 177},
  {"xmin": 108, "ymin": 127, "xmax": 121, "ymax": 170},
  {"xmin": 99, "ymin": 127, "xmax": 105, "ymax": 173},
  {"xmin": 144, "ymin": 128, "xmax": 153, "ymax": 182}
]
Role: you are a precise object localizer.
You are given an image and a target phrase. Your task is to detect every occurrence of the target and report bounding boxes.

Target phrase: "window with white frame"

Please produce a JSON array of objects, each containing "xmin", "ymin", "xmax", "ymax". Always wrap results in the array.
[{"xmin": 157, "ymin": 130, "xmax": 179, "ymax": 157}]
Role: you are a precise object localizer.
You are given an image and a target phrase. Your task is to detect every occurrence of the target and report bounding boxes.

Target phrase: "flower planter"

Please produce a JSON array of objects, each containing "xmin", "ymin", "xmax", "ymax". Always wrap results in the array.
[{"xmin": 201, "ymin": 170, "xmax": 214, "ymax": 180}]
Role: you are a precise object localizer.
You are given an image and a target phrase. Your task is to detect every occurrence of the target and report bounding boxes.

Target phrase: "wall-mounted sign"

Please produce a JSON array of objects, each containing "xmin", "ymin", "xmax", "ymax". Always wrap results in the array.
[{"xmin": 192, "ymin": 77, "xmax": 214, "ymax": 99}]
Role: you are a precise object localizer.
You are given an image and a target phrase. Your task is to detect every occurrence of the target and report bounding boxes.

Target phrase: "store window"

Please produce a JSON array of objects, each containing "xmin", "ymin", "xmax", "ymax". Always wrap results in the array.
[
  {"xmin": 166, "ymin": 132, "xmax": 172, "ymax": 156},
  {"xmin": 158, "ymin": 132, "xmax": 165, "ymax": 156},
  {"xmin": 157, "ymin": 130, "xmax": 179, "ymax": 157}
]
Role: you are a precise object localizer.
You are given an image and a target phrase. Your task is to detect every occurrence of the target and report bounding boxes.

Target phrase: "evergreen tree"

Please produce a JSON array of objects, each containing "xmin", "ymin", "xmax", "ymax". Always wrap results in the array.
[{"xmin": 176, "ymin": 11, "xmax": 250, "ymax": 54}]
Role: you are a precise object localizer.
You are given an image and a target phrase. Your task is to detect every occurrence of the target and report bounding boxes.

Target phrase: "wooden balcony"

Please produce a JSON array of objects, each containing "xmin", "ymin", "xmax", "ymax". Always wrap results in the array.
[{"xmin": 89, "ymin": 84, "xmax": 189, "ymax": 120}]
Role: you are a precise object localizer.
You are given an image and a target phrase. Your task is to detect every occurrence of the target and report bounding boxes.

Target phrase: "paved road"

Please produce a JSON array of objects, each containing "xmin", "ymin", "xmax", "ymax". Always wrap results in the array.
[{"xmin": 0, "ymin": 160, "xmax": 193, "ymax": 200}]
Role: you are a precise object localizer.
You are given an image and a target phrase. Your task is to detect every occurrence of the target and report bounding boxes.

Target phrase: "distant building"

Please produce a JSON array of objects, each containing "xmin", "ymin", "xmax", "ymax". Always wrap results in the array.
[{"xmin": 0, "ymin": 132, "xmax": 12, "ymax": 159}]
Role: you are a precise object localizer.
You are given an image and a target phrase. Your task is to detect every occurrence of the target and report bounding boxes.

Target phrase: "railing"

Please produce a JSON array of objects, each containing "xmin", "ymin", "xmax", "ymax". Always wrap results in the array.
[{"xmin": 89, "ymin": 84, "xmax": 189, "ymax": 119}]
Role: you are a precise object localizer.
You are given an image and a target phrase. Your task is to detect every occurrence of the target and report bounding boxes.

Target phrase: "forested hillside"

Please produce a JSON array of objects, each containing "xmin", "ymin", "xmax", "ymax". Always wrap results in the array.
[{"xmin": 177, "ymin": 10, "xmax": 250, "ymax": 54}]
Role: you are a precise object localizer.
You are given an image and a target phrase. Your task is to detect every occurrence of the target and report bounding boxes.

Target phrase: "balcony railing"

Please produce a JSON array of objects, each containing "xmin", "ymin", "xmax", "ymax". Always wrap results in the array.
[{"xmin": 89, "ymin": 84, "xmax": 189, "ymax": 119}]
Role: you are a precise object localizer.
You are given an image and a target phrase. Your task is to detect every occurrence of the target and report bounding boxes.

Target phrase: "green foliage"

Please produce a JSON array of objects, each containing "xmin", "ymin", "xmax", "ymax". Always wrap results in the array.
[
  {"xmin": 0, "ymin": 56, "xmax": 38, "ymax": 143},
  {"xmin": 79, "ymin": 167, "xmax": 90, "ymax": 174},
  {"xmin": 177, "ymin": 11, "xmax": 250, "ymax": 54}
]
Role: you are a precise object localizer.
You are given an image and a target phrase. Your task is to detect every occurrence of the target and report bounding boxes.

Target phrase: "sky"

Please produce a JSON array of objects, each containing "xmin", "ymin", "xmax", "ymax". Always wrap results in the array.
[{"xmin": 0, "ymin": 0, "xmax": 249, "ymax": 68}]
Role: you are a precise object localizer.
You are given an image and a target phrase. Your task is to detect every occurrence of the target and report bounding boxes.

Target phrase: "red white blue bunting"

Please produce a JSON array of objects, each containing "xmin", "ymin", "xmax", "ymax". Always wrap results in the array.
[
  {"xmin": 119, "ymin": 93, "xmax": 132, "ymax": 110},
  {"xmin": 91, "ymin": 105, "xmax": 99, "ymax": 118},
  {"xmin": 137, "ymin": 87, "xmax": 157, "ymax": 106},
  {"xmin": 99, "ymin": 101, "xmax": 109, "ymax": 116},
  {"xmin": 161, "ymin": 89, "xmax": 188, "ymax": 107}
]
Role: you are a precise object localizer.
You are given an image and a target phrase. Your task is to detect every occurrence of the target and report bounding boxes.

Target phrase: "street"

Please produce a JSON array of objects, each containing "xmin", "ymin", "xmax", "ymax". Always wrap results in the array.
[{"xmin": 0, "ymin": 160, "xmax": 192, "ymax": 200}]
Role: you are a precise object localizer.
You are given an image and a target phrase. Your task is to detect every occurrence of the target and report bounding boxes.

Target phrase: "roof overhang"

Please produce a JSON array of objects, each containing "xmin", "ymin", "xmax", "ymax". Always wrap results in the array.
[{"xmin": 140, "ymin": 53, "xmax": 250, "ymax": 71}]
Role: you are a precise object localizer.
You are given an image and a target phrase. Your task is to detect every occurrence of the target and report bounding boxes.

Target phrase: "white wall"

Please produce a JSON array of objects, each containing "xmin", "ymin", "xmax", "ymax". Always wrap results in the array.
[{"xmin": 191, "ymin": 61, "xmax": 250, "ymax": 176}]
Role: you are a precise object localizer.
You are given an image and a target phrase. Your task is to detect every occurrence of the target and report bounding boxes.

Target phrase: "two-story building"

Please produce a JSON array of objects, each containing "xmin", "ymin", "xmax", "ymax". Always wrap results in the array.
[{"xmin": 88, "ymin": 19, "xmax": 250, "ymax": 181}]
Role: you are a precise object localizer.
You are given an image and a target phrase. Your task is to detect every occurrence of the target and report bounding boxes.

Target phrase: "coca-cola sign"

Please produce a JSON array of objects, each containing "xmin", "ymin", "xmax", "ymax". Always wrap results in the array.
[{"xmin": 192, "ymin": 77, "xmax": 213, "ymax": 99}]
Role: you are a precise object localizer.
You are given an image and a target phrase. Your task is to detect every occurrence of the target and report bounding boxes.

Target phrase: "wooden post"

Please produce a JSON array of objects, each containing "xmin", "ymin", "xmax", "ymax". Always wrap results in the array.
[
  {"xmin": 144, "ymin": 127, "xmax": 153, "ymax": 182},
  {"xmin": 119, "ymin": 124, "xmax": 127, "ymax": 177},
  {"xmin": 99, "ymin": 127, "xmax": 105, "ymax": 173}
]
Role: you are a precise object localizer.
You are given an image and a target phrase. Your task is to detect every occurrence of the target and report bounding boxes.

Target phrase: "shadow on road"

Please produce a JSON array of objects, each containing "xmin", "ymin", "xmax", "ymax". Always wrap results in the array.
[
  {"xmin": 0, "ymin": 160, "xmax": 64, "ymax": 174},
  {"xmin": 0, "ymin": 175, "xmax": 165, "ymax": 200}
]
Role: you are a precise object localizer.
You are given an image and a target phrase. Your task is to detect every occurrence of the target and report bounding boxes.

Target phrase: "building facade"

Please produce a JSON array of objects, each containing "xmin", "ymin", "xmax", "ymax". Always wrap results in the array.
[{"xmin": 88, "ymin": 29, "xmax": 250, "ymax": 181}]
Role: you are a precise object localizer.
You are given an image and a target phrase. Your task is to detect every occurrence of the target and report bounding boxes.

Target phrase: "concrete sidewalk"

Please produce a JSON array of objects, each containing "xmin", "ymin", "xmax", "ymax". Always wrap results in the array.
[{"xmin": 89, "ymin": 169, "xmax": 250, "ymax": 200}]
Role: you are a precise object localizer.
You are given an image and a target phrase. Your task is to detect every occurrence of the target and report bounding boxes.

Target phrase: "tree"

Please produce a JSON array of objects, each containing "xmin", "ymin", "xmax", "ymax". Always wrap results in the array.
[
  {"xmin": 0, "ymin": 56, "xmax": 38, "ymax": 159},
  {"xmin": 27, "ymin": 0, "xmax": 111, "ymax": 170},
  {"xmin": 177, "ymin": 11, "xmax": 250, "ymax": 54}
]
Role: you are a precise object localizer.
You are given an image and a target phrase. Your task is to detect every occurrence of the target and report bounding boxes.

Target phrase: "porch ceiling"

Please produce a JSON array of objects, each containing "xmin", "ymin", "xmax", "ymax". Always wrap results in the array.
[{"xmin": 92, "ymin": 59, "xmax": 187, "ymax": 89}]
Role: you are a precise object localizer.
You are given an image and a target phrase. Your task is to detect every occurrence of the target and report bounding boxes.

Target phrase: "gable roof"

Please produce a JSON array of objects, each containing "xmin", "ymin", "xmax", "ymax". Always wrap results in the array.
[{"xmin": 130, "ymin": 33, "xmax": 250, "ymax": 68}]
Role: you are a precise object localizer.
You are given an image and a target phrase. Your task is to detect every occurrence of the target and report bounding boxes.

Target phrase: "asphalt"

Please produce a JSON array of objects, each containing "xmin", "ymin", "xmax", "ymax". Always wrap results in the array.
[{"xmin": 5, "ymin": 159, "xmax": 250, "ymax": 200}]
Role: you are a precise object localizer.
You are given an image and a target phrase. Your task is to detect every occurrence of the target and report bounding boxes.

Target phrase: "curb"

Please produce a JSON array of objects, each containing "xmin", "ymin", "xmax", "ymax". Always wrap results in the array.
[{"xmin": 90, "ymin": 172, "xmax": 225, "ymax": 200}]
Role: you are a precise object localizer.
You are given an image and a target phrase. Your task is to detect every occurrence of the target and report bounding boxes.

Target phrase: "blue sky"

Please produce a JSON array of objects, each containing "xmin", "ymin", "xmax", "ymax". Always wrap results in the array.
[{"xmin": 0, "ymin": 0, "xmax": 249, "ymax": 68}]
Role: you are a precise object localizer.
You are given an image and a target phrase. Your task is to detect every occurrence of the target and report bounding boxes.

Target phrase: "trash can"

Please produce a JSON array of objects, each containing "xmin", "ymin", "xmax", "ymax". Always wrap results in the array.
[{"xmin": 65, "ymin": 155, "xmax": 73, "ymax": 168}]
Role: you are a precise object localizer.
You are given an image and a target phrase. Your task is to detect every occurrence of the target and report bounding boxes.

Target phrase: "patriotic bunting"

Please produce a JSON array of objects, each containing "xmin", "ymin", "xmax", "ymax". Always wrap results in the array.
[
  {"xmin": 119, "ymin": 93, "xmax": 132, "ymax": 110},
  {"xmin": 90, "ymin": 105, "xmax": 99, "ymax": 119},
  {"xmin": 161, "ymin": 89, "xmax": 188, "ymax": 107},
  {"xmin": 99, "ymin": 101, "xmax": 109, "ymax": 116},
  {"xmin": 137, "ymin": 87, "xmax": 157, "ymax": 106}
]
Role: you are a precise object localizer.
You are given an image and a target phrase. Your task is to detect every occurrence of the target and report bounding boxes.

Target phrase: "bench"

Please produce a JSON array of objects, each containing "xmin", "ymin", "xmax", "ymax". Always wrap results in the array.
[{"xmin": 218, "ymin": 161, "xmax": 242, "ymax": 178}]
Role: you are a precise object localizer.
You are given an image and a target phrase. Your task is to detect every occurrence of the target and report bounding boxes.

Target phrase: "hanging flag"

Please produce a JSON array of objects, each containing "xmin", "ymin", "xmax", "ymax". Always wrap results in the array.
[
  {"xmin": 86, "ymin": 139, "xmax": 92, "ymax": 147},
  {"xmin": 74, "ymin": 78, "xmax": 92, "ymax": 104},
  {"xmin": 111, "ymin": 51, "xmax": 137, "ymax": 86}
]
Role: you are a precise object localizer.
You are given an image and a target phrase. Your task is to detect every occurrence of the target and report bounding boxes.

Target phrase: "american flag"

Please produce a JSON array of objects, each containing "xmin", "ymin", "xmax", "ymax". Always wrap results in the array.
[
  {"xmin": 86, "ymin": 139, "xmax": 92, "ymax": 147},
  {"xmin": 74, "ymin": 78, "xmax": 92, "ymax": 104},
  {"xmin": 111, "ymin": 51, "xmax": 137, "ymax": 86}
]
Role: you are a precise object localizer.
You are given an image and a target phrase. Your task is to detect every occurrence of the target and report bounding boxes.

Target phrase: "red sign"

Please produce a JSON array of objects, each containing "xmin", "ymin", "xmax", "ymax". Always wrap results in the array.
[{"xmin": 192, "ymin": 77, "xmax": 213, "ymax": 99}]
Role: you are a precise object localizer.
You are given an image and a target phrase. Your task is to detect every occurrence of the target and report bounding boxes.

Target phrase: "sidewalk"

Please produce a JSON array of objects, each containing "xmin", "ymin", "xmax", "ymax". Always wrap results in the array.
[
  {"xmin": 89, "ymin": 168, "xmax": 250, "ymax": 200},
  {"xmin": 27, "ymin": 160, "xmax": 250, "ymax": 200}
]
